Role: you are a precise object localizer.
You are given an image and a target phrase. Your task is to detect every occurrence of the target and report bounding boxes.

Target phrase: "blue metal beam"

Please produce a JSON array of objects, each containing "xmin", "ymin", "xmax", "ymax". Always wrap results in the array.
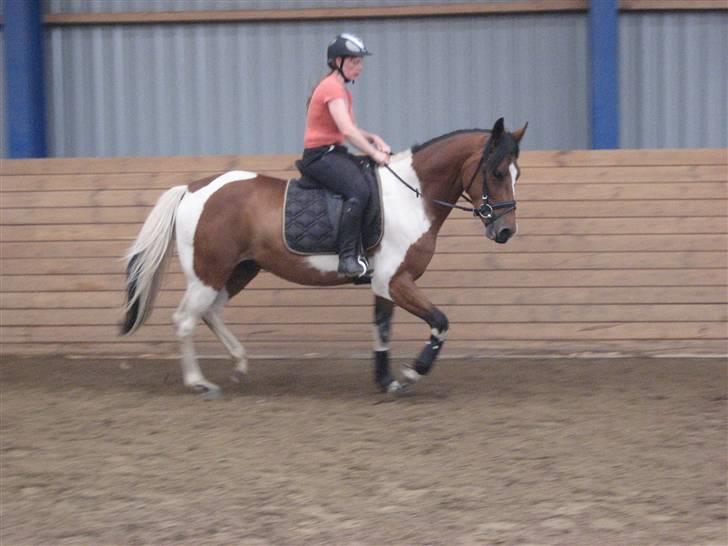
[
  {"xmin": 4, "ymin": 0, "xmax": 48, "ymax": 158},
  {"xmin": 589, "ymin": 0, "xmax": 619, "ymax": 149}
]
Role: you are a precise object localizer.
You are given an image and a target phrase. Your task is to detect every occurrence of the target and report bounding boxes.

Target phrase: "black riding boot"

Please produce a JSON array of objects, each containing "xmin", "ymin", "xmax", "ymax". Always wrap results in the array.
[{"xmin": 338, "ymin": 198, "xmax": 371, "ymax": 278}]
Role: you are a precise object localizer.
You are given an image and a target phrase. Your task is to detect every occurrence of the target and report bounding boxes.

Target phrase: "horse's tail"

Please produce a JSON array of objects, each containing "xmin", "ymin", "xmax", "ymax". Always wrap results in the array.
[{"xmin": 121, "ymin": 185, "xmax": 188, "ymax": 336}]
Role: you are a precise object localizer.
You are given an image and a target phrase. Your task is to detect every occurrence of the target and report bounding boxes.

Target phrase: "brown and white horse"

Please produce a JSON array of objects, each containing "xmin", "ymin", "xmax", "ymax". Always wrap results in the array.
[{"xmin": 121, "ymin": 118, "xmax": 527, "ymax": 398}]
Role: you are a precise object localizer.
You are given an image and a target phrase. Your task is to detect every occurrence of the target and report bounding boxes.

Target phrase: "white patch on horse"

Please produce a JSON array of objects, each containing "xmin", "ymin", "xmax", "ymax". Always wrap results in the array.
[
  {"xmin": 305, "ymin": 254, "xmax": 339, "ymax": 273},
  {"xmin": 175, "ymin": 171, "xmax": 257, "ymax": 280},
  {"xmin": 371, "ymin": 151, "xmax": 431, "ymax": 300},
  {"xmin": 303, "ymin": 152, "xmax": 430, "ymax": 286}
]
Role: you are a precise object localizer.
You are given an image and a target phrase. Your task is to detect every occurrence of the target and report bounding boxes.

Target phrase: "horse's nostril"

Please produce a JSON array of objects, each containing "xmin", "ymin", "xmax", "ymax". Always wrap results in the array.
[{"xmin": 496, "ymin": 228, "xmax": 513, "ymax": 243}]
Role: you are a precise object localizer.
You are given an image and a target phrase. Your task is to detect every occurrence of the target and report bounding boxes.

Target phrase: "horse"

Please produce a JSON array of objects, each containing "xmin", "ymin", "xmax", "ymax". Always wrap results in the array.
[{"xmin": 121, "ymin": 117, "xmax": 527, "ymax": 398}]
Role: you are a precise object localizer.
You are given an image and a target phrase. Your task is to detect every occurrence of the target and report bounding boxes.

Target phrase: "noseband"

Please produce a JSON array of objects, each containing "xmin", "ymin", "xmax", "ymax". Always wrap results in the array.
[
  {"xmin": 385, "ymin": 137, "xmax": 517, "ymax": 227},
  {"xmin": 462, "ymin": 143, "xmax": 517, "ymax": 227}
]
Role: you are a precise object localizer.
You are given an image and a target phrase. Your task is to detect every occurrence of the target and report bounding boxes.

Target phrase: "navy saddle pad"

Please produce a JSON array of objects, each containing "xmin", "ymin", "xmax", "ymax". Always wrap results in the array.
[{"xmin": 283, "ymin": 162, "xmax": 384, "ymax": 256}]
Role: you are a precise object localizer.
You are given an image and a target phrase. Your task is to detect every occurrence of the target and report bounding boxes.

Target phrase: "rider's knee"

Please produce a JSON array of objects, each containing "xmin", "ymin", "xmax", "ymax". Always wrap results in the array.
[
  {"xmin": 344, "ymin": 196, "xmax": 365, "ymax": 215},
  {"xmin": 357, "ymin": 181, "xmax": 371, "ymax": 202}
]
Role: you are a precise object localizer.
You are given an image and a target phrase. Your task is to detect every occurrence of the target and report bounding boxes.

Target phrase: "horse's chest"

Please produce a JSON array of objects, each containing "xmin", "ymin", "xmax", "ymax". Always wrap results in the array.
[{"xmin": 372, "ymin": 188, "xmax": 432, "ymax": 298}]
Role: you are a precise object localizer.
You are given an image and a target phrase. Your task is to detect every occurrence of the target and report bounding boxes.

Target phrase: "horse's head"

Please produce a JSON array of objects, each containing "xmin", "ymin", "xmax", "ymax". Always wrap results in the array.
[{"xmin": 465, "ymin": 118, "xmax": 527, "ymax": 244}]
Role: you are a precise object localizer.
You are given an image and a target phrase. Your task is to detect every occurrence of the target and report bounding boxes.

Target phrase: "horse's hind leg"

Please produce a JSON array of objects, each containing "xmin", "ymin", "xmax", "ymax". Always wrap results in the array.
[
  {"xmin": 203, "ymin": 292, "xmax": 246, "ymax": 377},
  {"xmin": 203, "ymin": 260, "xmax": 261, "ymax": 383},
  {"xmin": 174, "ymin": 282, "xmax": 221, "ymax": 399}
]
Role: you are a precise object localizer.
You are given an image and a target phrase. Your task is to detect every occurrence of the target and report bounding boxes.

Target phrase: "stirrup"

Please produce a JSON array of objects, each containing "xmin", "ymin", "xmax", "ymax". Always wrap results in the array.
[
  {"xmin": 361, "ymin": 255, "xmax": 374, "ymax": 276},
  {"xmin": 338, "ymin": 255, "xmax": 370, "ymax": 278}
]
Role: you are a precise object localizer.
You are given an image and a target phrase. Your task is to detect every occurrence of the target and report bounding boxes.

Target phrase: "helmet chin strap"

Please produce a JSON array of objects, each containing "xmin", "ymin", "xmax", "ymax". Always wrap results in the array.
[{"xmin": 337, "ymin": 58, "xmax": 354, "ymax": 84}]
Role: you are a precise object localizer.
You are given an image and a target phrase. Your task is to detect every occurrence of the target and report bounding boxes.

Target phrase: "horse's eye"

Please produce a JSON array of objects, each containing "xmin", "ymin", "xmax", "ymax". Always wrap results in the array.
[{"xmin": 494, "ymin": 171, "xmax": 505, "ymax": 180}]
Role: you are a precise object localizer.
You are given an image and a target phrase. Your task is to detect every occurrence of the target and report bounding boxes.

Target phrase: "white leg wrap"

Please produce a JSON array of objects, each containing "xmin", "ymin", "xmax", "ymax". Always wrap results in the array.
[
  {"xmin": 402, "ymin": 366, "xmax": 422, "ymax": 384},
  {"xmin": 372, "ymin": 325, "xmax": 389, "ymax": 352}
]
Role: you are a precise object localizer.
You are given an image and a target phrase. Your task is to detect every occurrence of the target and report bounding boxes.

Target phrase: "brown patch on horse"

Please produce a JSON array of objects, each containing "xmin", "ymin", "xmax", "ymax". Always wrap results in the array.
[
  {"xmin": 192, "ymin": 175, "xmax": 274, "ymax": 289},
  {"xmin": 409, "ymin": 132, "xmax": 488, "ymax": 240},
  {"xmin": 191, "ymin": 174, "xmax": 344, "ymax": 290},
  {"xmin": 411, "ymin": 132, "xmax": 488, "ymax": 224},
  {"xmin": 225, "ymin": 260, "xmax": 260, "ymax": 298},
  {"xmin": 187, "ymin": 174, "xmax": 220, "ymax": 193}
]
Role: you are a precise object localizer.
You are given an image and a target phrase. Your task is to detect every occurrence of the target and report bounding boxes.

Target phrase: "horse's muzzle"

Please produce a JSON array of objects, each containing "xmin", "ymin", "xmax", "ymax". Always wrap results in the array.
[
  {"xmin": 485, "ymin": 220, "xmax": 516, "ymax": 244},
  {"xmin": 495, "ymin": 227, "xmax": 514, "ymax": 244}
]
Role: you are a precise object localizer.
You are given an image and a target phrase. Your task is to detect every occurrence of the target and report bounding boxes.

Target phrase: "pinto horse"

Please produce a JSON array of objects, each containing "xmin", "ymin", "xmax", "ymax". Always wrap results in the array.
[{"xmin": 121, "ymin": 118, "xmax": 527, "ymax": 398}]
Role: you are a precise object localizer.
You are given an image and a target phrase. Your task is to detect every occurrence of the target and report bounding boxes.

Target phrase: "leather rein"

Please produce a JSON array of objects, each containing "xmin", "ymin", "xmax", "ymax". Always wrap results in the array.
[{"xmin": 383, "ymin": 144, "xmax": 517, "ymax": 227}]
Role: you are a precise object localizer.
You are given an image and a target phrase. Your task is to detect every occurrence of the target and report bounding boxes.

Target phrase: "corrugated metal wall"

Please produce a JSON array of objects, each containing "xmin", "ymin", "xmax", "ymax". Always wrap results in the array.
[
  {"xmin": 0, "ymin": 26, "xmax": 5, "ymax": 158},
  {"xmin": 43, "ymin": 11, "xmax": 587, "ymax": 156},
  {"xmin": 2, "ymin": 4, "xmax": 726, "ymax": 157},
  {"xmin": 0, "ymin": 0, "xmax": 5, "ymax": 155},
  {"xmin": 46, "ymin": 0, "xmax": 523, "ymax": 12},
  {"xmin": 620, "ymin": 11, "xmax": 728, "ymax": 148}
]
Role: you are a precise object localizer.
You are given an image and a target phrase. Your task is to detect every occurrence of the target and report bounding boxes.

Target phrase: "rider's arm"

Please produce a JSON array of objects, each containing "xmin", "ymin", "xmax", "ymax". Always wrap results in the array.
[
  {"xmin": 328, "ymin": 99, "xmax": 388, "ymax": 164},
  {"xmin": 359, "ymin": 128, "xmax": 391, "ymax": 154}
]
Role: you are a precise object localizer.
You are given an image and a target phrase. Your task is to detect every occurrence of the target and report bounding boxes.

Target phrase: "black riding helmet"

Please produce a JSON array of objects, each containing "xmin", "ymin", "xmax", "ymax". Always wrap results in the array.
[{"xmin": 327, "ymin": 33, "xmax": 371, "ymax": 83}]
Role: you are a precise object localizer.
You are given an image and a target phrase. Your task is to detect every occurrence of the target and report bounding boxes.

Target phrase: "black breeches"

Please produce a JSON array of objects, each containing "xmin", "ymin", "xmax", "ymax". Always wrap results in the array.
[{"xmin": 300, "ymin": 146, "xmax": 371, "ymax": 211}]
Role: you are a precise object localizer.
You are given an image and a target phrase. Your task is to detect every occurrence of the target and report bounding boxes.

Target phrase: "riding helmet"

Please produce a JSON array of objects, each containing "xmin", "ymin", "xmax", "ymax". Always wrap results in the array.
[{"xmin": 327, "ymin": 33, "xmax": 371, "ymax": 68}]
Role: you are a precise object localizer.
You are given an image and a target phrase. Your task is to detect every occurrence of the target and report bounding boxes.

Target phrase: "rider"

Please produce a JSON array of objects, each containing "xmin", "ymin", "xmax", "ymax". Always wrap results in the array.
[{"xmin": 299, "ymin": 33, "xmax": 391, "ymax": 278}]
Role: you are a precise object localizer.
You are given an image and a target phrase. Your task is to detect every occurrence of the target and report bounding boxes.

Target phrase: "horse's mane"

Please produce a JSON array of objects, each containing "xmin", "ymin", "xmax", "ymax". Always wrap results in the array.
[
  {"xmin": 409, "ymin": 127, "xmax": 520, "ymax": 175},
  {"xmin": 411, "ymin": 129, "xmax": 490, "ymax": 154}
]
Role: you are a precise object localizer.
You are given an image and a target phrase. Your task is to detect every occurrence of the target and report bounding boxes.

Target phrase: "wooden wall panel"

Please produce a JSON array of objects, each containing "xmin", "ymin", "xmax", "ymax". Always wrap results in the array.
[{"xmin": 1, "ymin": 149, "xmax": 726, "ymax": 358}]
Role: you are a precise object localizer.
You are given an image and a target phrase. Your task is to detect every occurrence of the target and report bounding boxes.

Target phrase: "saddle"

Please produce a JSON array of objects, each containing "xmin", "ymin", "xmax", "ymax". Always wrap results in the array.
[{"xmin": 283, "ymin": 157, "xmax": 384, "ymax": 255}]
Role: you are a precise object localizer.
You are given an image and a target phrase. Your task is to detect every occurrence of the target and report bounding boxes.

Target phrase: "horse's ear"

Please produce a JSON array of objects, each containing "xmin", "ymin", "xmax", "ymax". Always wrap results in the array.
[
  {"xmin": 512, "ymin": 121, "xmax": 528, "ymax": 143},
  {"xmin": 492, "ymin": 117, "xmax": 505, "ymax": 141}
]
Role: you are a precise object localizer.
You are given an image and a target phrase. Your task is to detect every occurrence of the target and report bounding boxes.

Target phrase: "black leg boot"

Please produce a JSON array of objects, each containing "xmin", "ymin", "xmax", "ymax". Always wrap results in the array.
[{"xmin": 338, "ymin": 198, "xmax": 369, "ymax": 278}]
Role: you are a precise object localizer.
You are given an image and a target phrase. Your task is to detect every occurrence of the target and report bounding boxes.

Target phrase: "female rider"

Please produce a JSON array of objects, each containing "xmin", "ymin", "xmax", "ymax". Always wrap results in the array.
[{"xmin": 299, "ymin": 33, "xmax": 391, "ymax": 278}]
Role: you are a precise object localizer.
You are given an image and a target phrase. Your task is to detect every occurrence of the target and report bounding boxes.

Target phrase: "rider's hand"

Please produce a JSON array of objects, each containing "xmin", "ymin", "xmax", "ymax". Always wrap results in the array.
[
  {"xmin": 374, "ymin": 137, "xmax": 391, "ymax": 155},
  {"xmin": 373, "ymin": 150, "xmax": 389, "ymax": 165}
]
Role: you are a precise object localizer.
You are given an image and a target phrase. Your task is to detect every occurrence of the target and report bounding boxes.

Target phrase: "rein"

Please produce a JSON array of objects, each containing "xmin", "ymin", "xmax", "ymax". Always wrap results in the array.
[
  {"xmin": 383, "ymin": 150, "xmax": 517, "ymax": 226},
  {"xmin": 383, "ymin": 164, "xmax": 476, "ymax": 214}
]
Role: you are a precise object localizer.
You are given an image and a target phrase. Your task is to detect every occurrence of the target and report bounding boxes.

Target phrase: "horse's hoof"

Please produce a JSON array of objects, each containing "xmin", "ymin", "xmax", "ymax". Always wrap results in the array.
[
  {"xmin": 202, "ymin": 388, "xmax": 222, "ymax": 401},
  {"xmin": 193, "ymin": 384, "xmax": 222, "ymax": 400},
  {"xmin": 230, "ymin": 370, "xmax": 246, "ymax": 384},
  {"xmin": 386, "ymin": 381, "xmax": 414, "ymax": 397},
  {"xmin": 401, "ymin": 366, "xmax": 422, "ymax": 385}
]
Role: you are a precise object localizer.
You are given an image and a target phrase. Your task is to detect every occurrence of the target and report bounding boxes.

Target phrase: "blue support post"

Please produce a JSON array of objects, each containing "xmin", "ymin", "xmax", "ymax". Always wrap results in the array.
[
  {"xmin": 4, "ymin": 0, "xmax": 48, "ymax": 158},
  {"xmin": 589, "ymin": 0, "xmax": 619, "ymax": 149}
]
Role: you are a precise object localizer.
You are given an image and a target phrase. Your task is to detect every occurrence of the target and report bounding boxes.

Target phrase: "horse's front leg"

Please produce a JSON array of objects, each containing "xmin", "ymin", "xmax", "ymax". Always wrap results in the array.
[
  {"xmin": 389, "ymin": 272, "xmax": 448, "ymax": 387},
  {"xmin": 373, "ymin": 296, "xmax": 401, "ymax": 393}
]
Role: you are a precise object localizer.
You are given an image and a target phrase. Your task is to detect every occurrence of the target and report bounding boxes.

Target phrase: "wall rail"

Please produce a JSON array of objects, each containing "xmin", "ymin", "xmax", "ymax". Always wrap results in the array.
[{"xmin": 1, "ymin": 149, "xmax": 726, "ymax": 358}]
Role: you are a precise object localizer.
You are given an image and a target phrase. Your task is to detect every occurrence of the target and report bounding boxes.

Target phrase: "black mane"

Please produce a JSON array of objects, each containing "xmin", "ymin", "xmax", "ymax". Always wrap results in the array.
[
  {"xmin": 411, "ymin": 126, "xmax": 520, "ymax": 179},
  {"xmin": 411, "ymin": 129, "xmax": 489, "ymax": 154}
]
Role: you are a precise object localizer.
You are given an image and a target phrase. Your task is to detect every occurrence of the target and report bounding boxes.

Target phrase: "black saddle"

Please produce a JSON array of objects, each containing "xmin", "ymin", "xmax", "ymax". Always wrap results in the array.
[{"xmin": 283, "ymin": 158, "xmax": 384, "ymax": 255}]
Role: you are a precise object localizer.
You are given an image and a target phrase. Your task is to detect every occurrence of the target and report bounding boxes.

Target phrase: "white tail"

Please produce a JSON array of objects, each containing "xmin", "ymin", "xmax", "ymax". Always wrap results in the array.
[{"xmin": 121, "ymin": 185, "xmax": 187, "ymax": 335}]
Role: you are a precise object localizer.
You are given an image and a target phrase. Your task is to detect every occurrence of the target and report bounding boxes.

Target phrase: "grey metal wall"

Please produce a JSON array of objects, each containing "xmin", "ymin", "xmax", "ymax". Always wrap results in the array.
[
  {"xmin": 46, "ymin": 0, "xmax": 524, "ymax": 12},
  {"xmin": 0, "ymin": 27, "xmax": 5, "ymax": 158},
  {"xmin": 0, "ymin": 0, "xmax": 5, "ymax": 156},
  {"xmin": 620, "ymin": 11, "xmax": 728, "ymax": 148},
  {"xmin": 44, "ymin": 11, "xmax": 587, "ymax": 156},
  {"xmin": 2, "ymin": 4, "xmax": 726, "ymax": 157}
]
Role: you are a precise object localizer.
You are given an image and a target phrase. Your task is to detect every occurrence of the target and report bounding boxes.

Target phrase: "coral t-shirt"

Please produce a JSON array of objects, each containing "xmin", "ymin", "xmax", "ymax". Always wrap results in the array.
[{"xmin": 303, "ymin": 73, "xmax": 355, "ymax": 148}]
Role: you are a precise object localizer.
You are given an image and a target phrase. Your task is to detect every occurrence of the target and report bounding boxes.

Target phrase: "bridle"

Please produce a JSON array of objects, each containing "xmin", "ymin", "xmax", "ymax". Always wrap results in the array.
[
  {"xmin": 384, "ymin": 137, "xmax": 517, "ymax": 227},
  {"xmin": 458, "ymin": 143, "xmax": 517, "ymax": 226}
]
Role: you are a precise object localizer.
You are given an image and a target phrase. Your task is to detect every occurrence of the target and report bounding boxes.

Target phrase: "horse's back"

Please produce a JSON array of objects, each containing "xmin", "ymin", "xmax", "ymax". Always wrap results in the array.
[{"xmin": 181, "ymin": 171, "xmax": 286, "ymax": 217}]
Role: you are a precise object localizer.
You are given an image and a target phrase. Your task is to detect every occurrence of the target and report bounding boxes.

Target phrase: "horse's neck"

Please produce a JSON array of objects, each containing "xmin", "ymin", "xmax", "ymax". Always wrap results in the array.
[{"xmin": 409, "ymin": 135, "xmax": 484, "ymax": 228}]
